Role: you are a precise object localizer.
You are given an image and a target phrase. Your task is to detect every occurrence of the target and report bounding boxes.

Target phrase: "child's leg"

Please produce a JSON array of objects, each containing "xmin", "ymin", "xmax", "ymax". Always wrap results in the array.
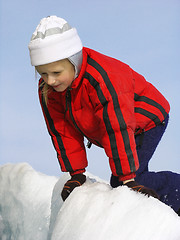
[
  {"xmin": 135, "ymin": 115, "xmax": 169, "ymax": 177},
  {"xmin": 135, "ymin": 115, "xmax": 180, "ymax": 213},
  {"xmin": 136, "ymin": 169, "xmax": 180, "ymax": 213},
  {"xmin": 111, "ymin": 115, "xmax": 180, "ymax": 213},
  {"xmin": 110, "ymin": 115, "xmax": 169, "ymax": 188}
]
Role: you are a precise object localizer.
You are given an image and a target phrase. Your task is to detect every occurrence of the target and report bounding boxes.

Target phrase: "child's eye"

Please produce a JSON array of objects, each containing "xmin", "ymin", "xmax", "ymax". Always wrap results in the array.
[{"xmin": 53, "ymin": 72, "xmax": 61, "ymax": 75}]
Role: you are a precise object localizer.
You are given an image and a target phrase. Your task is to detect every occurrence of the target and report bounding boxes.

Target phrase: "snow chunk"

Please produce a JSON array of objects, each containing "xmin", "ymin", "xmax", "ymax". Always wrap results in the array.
[
  {"xmin": 51, "ymin": 178, "xmax": 180, "ymax": 240},
  {"xmin": 0, "ymin": 163, "xmax": 180, "ymax": 240},
  {"xmin": 0, "ymin": 162, "xmax": 58, "ymax": 239}
]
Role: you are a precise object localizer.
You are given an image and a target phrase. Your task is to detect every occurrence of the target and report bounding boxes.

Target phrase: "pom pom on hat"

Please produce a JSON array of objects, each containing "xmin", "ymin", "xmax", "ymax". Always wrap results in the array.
[{"xmin": 28, "ymin": 16, "xmax": 83, "ymax": 66}]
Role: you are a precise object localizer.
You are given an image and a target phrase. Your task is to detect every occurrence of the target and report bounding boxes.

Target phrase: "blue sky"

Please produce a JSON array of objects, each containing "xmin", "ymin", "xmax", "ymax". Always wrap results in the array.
[{"xmin": 0, "ymin": 0, "xmax": 179, "ymax": 180}]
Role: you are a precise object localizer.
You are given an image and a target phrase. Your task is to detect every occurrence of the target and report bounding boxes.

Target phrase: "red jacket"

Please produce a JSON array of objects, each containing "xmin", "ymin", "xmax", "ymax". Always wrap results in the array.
[{"xmin": 39, "ymin": 47, "xmax": 170, "ymax": 181}]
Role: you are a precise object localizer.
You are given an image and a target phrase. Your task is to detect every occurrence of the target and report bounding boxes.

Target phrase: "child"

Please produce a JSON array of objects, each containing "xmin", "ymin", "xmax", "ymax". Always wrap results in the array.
[{"xmin": 28, "ymin": 16, "xmax": 180, "ymax": 215}]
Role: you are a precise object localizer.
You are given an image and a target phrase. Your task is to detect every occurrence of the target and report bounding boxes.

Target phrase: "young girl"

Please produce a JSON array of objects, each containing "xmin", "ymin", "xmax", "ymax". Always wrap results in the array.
[{"xmin": 28, "ymin": 16, "xmax": 180, "ymax": 215}]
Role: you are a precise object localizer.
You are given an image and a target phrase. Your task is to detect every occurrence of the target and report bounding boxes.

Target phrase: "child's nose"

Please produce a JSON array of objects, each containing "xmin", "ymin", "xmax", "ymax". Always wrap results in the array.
[{"xmin": 47, "ymin": 75, "xmax": 56, "ymax": 85}]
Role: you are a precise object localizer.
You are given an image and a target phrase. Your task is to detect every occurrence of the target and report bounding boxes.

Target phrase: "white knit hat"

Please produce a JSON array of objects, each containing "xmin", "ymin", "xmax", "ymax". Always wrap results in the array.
[{"xmin": 28, "ymin": 16, "xmax": 83, "ymax": 66}]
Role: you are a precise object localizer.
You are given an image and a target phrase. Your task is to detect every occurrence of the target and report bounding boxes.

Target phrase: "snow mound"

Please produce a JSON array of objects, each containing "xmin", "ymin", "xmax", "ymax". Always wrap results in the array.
[
  {"xmin": 0, "ymin": 163, "xmax": 58, "ymax": 239},
  {"xmin": 0, "ymin": 163, "xmax": 180, "ymax": 240}
]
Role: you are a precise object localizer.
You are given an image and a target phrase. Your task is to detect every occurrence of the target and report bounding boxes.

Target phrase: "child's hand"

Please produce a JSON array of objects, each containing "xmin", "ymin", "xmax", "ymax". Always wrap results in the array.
[
  {"xmin": 61, "ymin": 174, "xmax": 86, "ymax": 201},
  {"xmin": 124, "ymin": 180, "xmax": 159, "ymax": 199}
]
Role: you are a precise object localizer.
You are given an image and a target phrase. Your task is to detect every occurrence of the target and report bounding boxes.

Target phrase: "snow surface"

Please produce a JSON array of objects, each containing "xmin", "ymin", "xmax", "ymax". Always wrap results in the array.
[{"xmin": 0, "ymin": 163, "xmax": 180, "ymax": 240}]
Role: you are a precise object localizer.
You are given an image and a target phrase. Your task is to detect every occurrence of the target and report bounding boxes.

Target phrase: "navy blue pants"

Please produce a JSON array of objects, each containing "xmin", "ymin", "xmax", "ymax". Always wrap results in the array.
[{"xmin": 110, "ymin": 115, "xmax": 180, "ymax": 213}]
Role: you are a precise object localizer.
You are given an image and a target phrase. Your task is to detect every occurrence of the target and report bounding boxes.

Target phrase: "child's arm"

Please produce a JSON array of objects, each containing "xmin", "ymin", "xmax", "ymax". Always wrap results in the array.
[
  {"xmin": 38, "ymin": 83, "xmax": 88, "ymax": 175},
  {"xmin": 94, "ymin": 89, "xmax": 139, "ymax": 182}
]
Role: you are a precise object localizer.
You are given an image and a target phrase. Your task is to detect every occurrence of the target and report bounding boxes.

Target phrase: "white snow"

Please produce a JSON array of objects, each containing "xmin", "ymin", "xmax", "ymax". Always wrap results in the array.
[{"xmin": 0, "ymin": 163, "xmax": 180, "ymax": 240}]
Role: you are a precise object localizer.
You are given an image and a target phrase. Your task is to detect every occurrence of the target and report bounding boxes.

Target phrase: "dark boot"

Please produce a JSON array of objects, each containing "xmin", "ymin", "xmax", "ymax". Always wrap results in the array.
[{"xmin": 177, "ymin": 208, "xmax": 180, "ymax": 216}]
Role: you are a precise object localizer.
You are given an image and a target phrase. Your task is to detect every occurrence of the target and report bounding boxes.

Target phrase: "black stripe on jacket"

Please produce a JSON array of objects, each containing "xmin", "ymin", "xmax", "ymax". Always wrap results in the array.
[
  {"xmin": 86, "ymin": 57, "xmax": 136, "ymax": 174},
  {"xmin": 134, "ymin": 108, "xmax": 161, "ymax": 125},
  {"xmin": 134, "ymin": 93, "xmax": 167, "ymax": 126},
  {"xmin": 84, "ymin": 71, "xmax": 123, "ymax": 175},
  {"xmin": 39, "ymin": 84, "xmax": 73, "ymax": 172}
]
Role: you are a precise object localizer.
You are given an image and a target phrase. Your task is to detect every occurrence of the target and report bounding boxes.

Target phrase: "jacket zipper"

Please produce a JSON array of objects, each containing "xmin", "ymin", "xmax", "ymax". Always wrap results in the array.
[
  {"xmin": 66, "ymin": 89, "xmax": 86, "ymax": 136},
  {"xmin": 66, "ymin": 89, "xmax": 102, "ymax": 148}
]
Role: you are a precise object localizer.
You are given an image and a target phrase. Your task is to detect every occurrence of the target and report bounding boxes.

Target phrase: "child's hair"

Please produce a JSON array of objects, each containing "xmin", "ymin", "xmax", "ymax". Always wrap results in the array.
[
  {"xmin": 36, "ymin": 69, "xmax": 51, "ymax": 105},
  {"xmin": 40, "ymin": 82, "xmax": 51, "ymax": 105}
]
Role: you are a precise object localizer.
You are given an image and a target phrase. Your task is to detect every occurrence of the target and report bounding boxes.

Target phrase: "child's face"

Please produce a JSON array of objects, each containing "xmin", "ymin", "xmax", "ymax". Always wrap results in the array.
[{"xmin": 36, "ymin": 59, "xmax": 75, "ymax": 92}]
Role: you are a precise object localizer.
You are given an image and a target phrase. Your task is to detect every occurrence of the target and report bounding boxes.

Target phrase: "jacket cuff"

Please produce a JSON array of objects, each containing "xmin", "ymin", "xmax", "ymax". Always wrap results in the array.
[
  {"xmin": 118, "ymin": 172, "xmax": 136, "ymax": 182},
  {"xmin": 70, "ymin": 169, "xmax": 86, "ymax": 176}
]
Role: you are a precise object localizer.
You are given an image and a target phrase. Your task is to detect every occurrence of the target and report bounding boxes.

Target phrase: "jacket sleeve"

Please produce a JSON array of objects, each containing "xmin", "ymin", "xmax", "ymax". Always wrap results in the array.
[
  {"xmin": 38, "ymin": 83, "xmax": 88, "ymax": 175},
  {"xmin": 88, "ymin": 67, "xmax": 139, "ymax": 181},
  {"xmin": 96, "ymin": 92, "xmax": 139, "ymax": 181}
]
